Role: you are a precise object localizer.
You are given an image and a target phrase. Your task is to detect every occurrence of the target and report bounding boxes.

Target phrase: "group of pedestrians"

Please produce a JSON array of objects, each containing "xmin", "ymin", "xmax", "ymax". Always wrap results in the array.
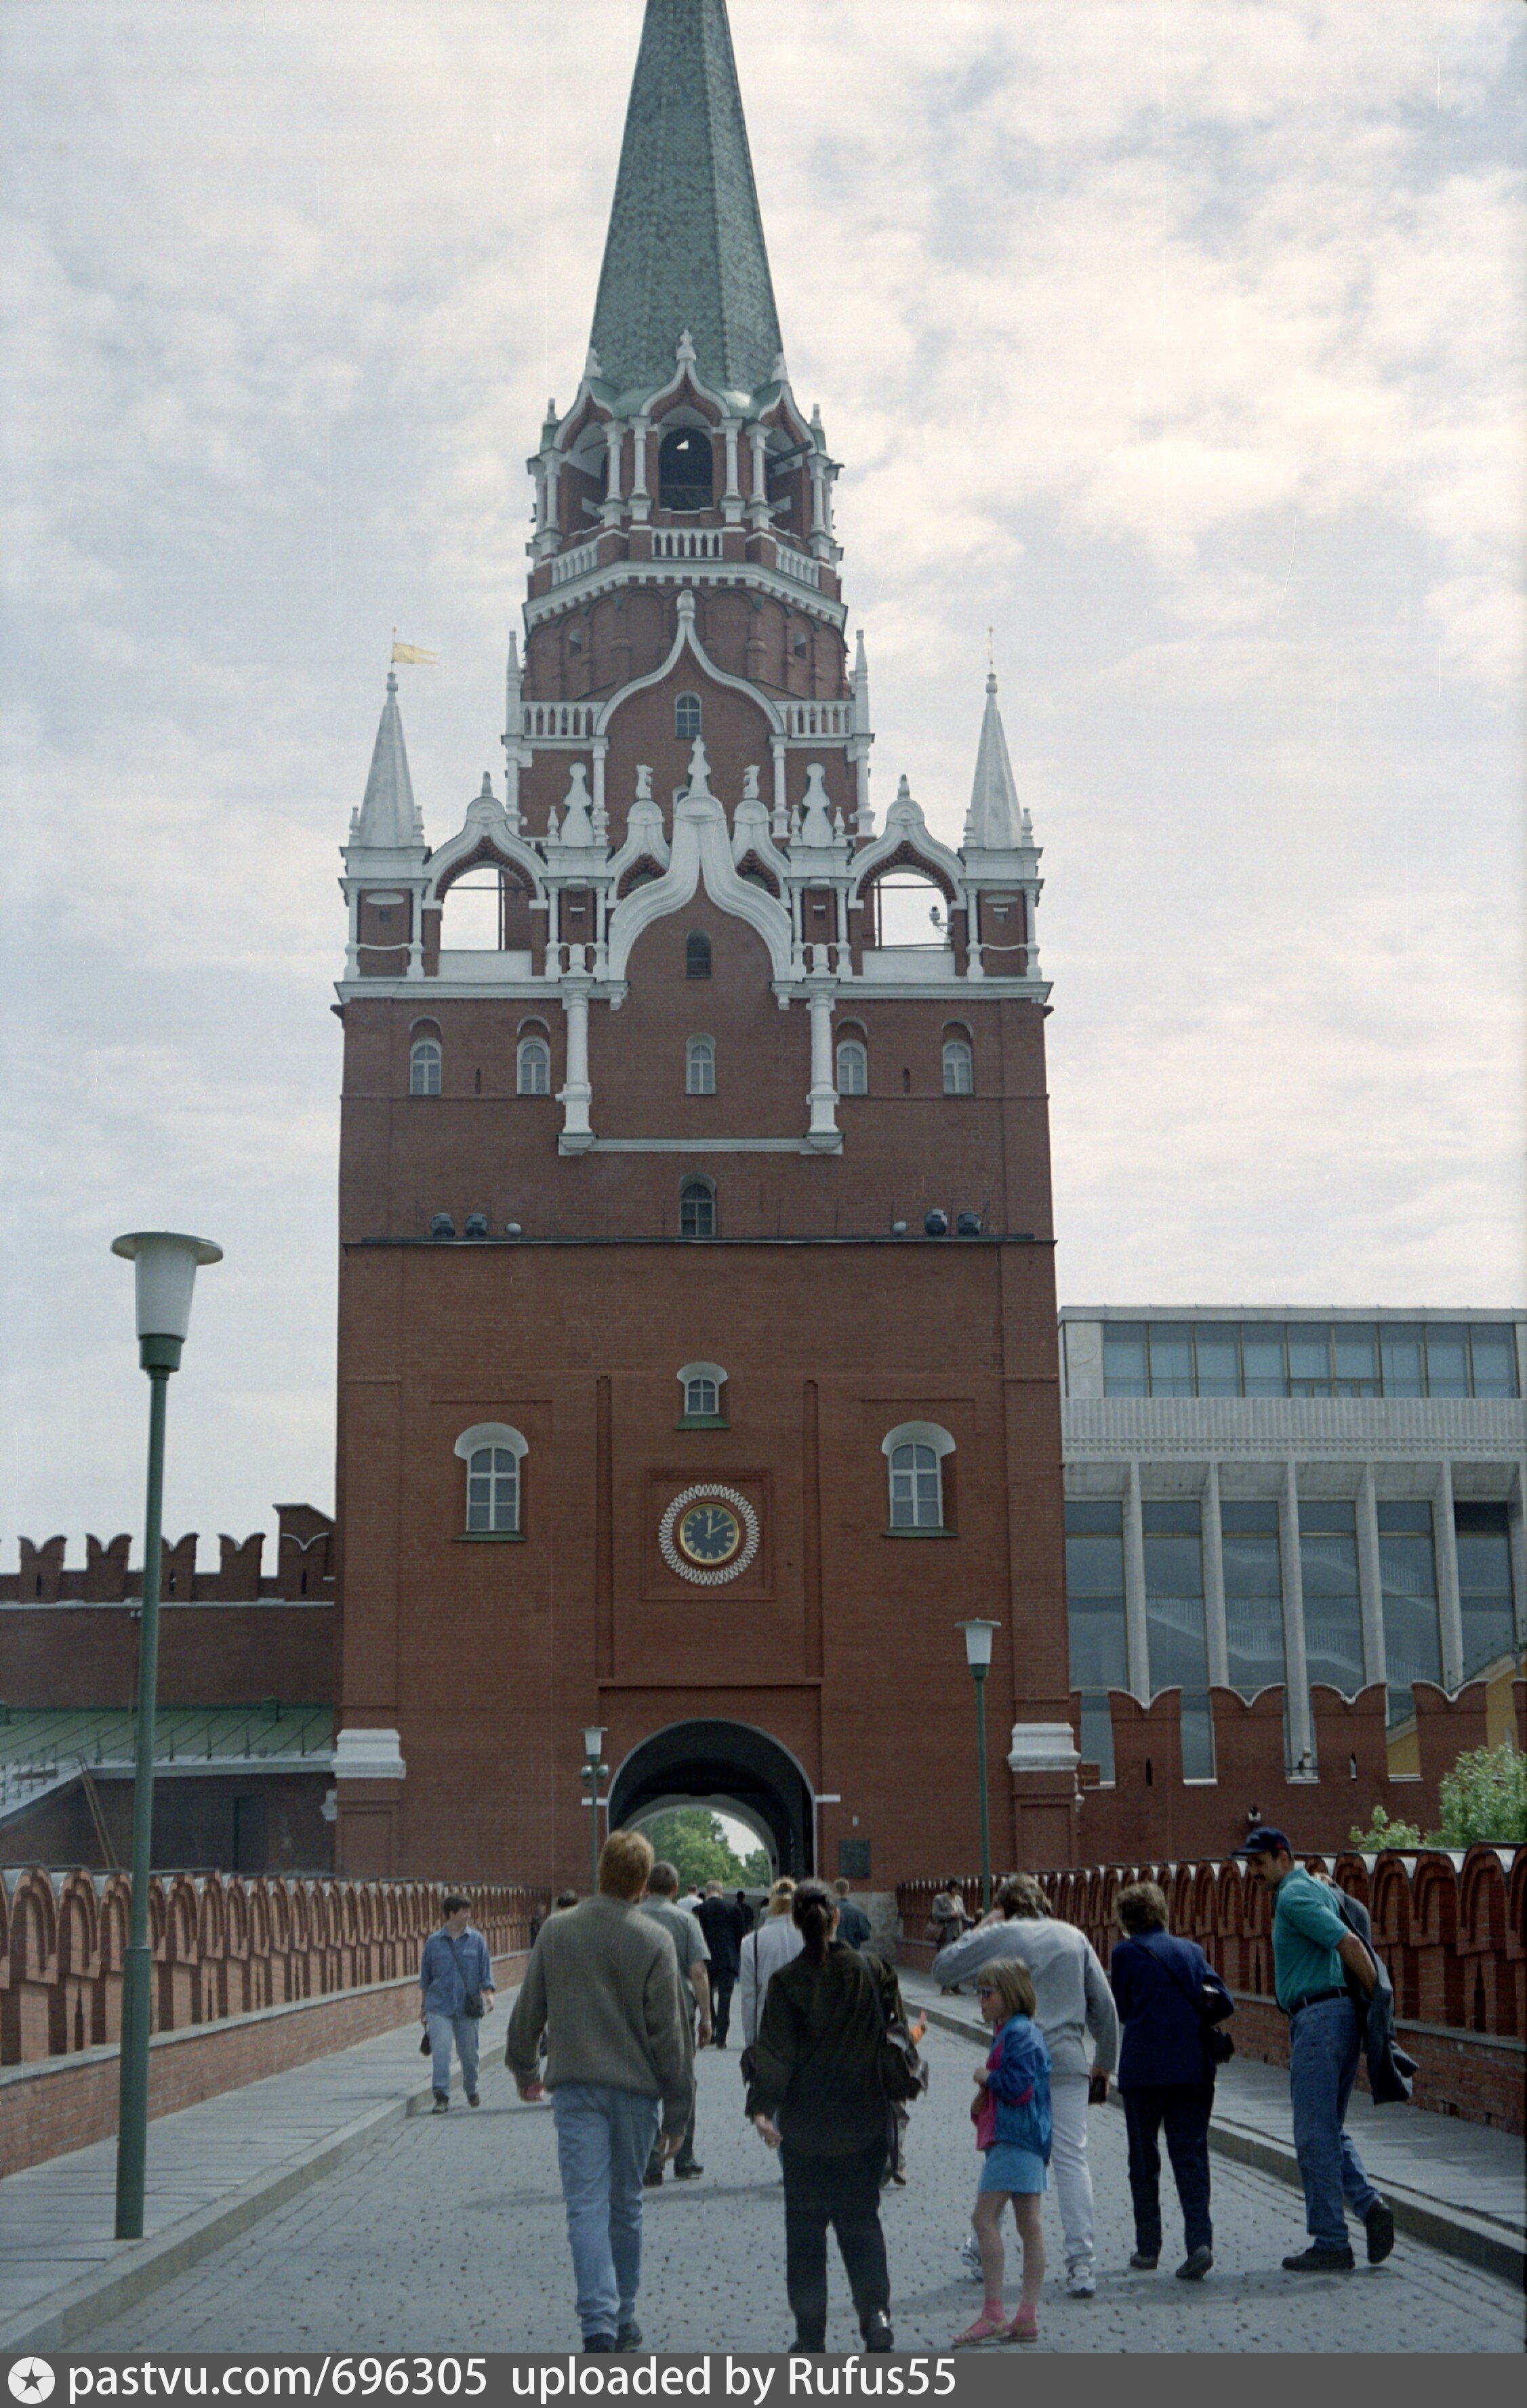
[{"xmin": 419, "ymin": 1819, "xmax": 1401, "ymax": 2353}]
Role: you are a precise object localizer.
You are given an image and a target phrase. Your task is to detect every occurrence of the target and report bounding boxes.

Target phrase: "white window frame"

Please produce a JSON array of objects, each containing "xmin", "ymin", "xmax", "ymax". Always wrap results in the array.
[
  {"xmin": 881, "ymin": 1421, "xmax": 956, "ymax": 1531},
  {"xmin": 675, "ymin": 691, "xmax": 702, "ymax": 740},
  {"xmin": 453, "ymin": 1422, "xmax": 529, "ymax": 1534},
  {"xmin": 942, "ymin": 1036, "xmax": 973, "ymax": 1096},
  {"xmin": 836, "ymin": 1037, "xmax": 868, "ymax": 1096},
  {"xmin": 680, "ymin": 1177, "xmax": 717, "ymax": 1239},
  {"xmin": 677, "ymin": 1360, "xmax": 728, "ymax": 1421},
  {"xmin": 517, "ymin": 1035, "xmax": 551, "ymax": 1095},
  {"xmin": 686, "ymin": 1034, "xmax": 716, "ymax": 1095},
  {"xmin": 409, "ymin": 1038, "xmax": 441, "ymax": 1096}
]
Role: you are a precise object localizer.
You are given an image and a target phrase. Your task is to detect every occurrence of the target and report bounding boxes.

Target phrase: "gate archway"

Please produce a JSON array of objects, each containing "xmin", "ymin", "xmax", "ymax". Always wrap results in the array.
[{"xmin": 607, "ymin": 1720, "xmax": 815, "ymax": 1877}]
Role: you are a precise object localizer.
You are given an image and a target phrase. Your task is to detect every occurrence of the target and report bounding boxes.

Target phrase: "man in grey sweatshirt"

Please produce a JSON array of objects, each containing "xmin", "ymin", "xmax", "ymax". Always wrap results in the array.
[
  {"xmin": 933, "ymin": 1872, "xmax": 1119, "ymax": 2298},
  {"xmin": 506, "ymin": 1828, "xmax": 692, "ymax": 2353}
]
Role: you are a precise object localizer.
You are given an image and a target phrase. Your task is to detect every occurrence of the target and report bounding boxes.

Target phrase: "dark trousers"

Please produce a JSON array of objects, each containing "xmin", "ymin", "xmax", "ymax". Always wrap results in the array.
[
  {"xmin": 1122, "ymin": 2084, "xmax": 1214, "ymax": 2256},
  {"xmin": 711, "ymin": 1971, "xmax": 737, "ymax": 2047},
  {"xmin": 780, "ymin": 2135, "xmax": 890, "ymax": 2350}
]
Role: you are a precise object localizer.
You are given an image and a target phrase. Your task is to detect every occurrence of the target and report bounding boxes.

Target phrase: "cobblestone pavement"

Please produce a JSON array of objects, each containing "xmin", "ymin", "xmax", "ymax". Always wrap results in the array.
[{"xmin": 87, "ymin": 2024, "xmax": 1524, "ymax": 2356}]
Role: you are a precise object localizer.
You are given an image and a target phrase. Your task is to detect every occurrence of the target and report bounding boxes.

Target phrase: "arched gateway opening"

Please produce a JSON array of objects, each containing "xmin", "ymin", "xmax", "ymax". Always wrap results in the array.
[{"xmin": 607, "ymin": 1721, "xmax": 814, "ymax": 1877}]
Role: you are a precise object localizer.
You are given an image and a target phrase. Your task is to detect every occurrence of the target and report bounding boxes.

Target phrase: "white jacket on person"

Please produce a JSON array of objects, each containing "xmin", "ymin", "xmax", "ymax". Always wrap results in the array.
[
  {"xmin": 931, "ymin": 1915, "xmax": 1120, "ymax": 2082},
  {"xmin": 738, "ymin": 1914, "xmax": 806, "ymax": 2045}
]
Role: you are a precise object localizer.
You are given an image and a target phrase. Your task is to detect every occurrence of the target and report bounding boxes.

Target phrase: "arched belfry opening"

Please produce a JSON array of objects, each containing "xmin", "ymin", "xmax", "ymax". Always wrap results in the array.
[
  {"xmin": 659, "ymin": 426, "xmax": 714, "ymax": 512},
  {"xmin": 607, "ymin": 1720, "xmax": 814, "ymax": 1877}
]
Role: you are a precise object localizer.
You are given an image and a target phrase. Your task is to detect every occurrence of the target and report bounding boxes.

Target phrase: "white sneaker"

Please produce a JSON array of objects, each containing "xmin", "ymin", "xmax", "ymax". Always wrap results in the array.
[
  {"xmin": 958, "ymin": 2234, "xmax": 983, "ymax": 2283},
  {"xmin": 1065, "ymin": 2268, "xmax": 1096, "ymax": 2299}
]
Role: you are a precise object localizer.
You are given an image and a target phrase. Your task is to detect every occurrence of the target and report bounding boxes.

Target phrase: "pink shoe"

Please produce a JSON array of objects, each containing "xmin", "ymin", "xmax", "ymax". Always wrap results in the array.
[
  {"xmin": 1004, "ymin": 2307, "xmax": 1038, "ymax": 2344},
  {"xmin": 952, "ymin": 2312, "xmax": 1007, "ymax": 2348}
]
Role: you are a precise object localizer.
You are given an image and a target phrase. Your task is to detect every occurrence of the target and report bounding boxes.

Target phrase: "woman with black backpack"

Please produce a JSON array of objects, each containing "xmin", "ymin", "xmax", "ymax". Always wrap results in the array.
[{"xmin": 746, "ymin": 1879, "xmax": 918, "ymax": 2354}]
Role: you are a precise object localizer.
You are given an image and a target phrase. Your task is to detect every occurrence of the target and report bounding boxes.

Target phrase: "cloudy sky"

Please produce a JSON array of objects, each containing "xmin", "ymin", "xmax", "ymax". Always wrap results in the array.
[{"xmin": 1, "ymin": 0, "xmax": 1522, "ymax": 1566}]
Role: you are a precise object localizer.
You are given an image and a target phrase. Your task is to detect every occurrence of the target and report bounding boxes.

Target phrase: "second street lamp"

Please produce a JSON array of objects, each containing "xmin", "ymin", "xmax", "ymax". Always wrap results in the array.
[
  {"xmin": 582, "ymin": 1725, "xmax": 608, "ymax": 1895},
  {"xmin": 956, "ymin": 1618, "xmax": 1000, "ymax": 1914},
  {"xmin": 110, "ymin": 1229, "xmax": 222, "ymax": 2241}
]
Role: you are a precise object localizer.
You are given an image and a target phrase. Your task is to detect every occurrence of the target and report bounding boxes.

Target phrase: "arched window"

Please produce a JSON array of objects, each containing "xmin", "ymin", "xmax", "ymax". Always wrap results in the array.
[
  {"xmin": 686, "ymin": 930, "xmax": 712, "ymax": 979},
  {"xmin": 453, "ymin": 1422, "xmax": 529, "ymax": 1536},
  {"xmin": 676, "ymin": 691, "xmax": 702, "ymax": 741},
  {"xmin": 881, "ymin": 1421, "xmax": 956, "ymax": 1532},
  {"xmin": 680, "ymin": 1177, "xmax": 717, "ymax": 1239},
  {"xmin": 942, "ymin": 1036, "xmax": 973, "ymax": 1096},
  {"xmin": 659, "ymin": 426, "xmax": 713, "ymax": 512},
  {"xmin": 677, "ymin": 1361, "xmax": 728, "ymax": 1424},
  {"xmin": 836, "ymin": 1038, "xmax": 868, "ymax": 1096},
  {"xmin": 517, "ymin": 1037, "xmax": 550, "ymax": 1095},
  {"xmin": 409, "ymin": 1039, "xmax": 441, "ymax": 1096},
  {"xmin": 686, "ymin": 1035, "xmax": 716, "ymax": 1095}
]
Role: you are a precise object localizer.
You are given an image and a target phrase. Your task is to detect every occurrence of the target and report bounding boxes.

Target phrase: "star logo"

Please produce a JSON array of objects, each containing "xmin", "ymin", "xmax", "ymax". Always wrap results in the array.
[{"xmin": 8, "ymin": 2364, "xmax": 56, "ymax": 2405}]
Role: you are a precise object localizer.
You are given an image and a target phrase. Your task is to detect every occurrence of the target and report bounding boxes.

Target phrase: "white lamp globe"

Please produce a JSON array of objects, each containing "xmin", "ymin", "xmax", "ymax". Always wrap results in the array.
[
  {"xmin": 582, "ymin": 1725, "xmax": 607, "ymax": 1762},
  {"xmin": 111, "ymin": 1231, "xmax": 222, "ymax": 1341},
  {"xmin": 957, "ymin": 1617, "xmax": 1000, "ymax": 1672}
]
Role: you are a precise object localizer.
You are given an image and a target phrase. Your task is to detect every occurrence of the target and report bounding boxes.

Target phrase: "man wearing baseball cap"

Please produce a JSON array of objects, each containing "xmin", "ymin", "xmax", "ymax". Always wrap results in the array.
[{"xmin": 1238, "ymin": 1828, "xmax": 1395, "ymax": 2272}]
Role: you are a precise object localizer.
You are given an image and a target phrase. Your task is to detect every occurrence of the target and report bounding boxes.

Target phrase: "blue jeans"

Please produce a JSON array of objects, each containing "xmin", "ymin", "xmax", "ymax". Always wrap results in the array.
[
  {"xmin": 1288, "ymin": 1995, "xmax": 1379, "ymax": 2249},
  {"xmin": 553, "ymin": 2083, "xmax": 663, "ymax": 2341},
  {"xmin": 426, "ymin": 2011, "xmax": 480, "ymax": 2100}
]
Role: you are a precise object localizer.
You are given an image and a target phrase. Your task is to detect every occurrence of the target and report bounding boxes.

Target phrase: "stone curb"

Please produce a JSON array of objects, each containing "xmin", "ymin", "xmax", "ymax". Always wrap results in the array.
[{"xmin": 916, "ymin": 1998, "xmax": 1526, "ymax": 2292}]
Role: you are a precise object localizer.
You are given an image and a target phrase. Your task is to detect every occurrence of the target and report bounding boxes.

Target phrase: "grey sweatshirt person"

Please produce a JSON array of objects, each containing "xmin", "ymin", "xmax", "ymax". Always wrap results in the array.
[
  {"xmin": 505, "ymin": 1893, "xmax": 693, "ymax": 2134},
  {"xmin": 931, "ymin": 1915, "xmax": 1120, "ymax": 2081}
]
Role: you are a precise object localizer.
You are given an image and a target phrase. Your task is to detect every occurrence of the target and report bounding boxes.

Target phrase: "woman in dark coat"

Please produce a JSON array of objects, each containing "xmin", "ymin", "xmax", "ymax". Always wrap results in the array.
[
  {"xmin": 1109, "ymin": 1880, "xmax": 1234, "ymax": 2281},
  {"xmin": 747, "ymin": 1879, "xmax": 903, "ymax": 2354}
]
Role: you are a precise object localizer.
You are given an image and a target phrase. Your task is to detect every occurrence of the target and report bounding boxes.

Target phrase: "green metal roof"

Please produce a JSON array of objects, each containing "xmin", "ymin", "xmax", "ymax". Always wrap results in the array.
[
  {"xmin": 0, "ymin": 1703, "xmax": 332, "ymax": 1777},
  {"xmin": 589, "ymin": 0, "xmax": 783, "ymax": 402}
]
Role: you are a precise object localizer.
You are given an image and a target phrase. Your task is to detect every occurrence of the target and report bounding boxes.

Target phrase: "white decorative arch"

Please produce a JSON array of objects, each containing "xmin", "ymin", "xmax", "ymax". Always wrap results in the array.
[
  {"xmin": 453, "ymin": 1423, "xmax": 530, "ymax": 1462},
  {"xmin": 594, "ymin": 588, "xmax": 788, "ymax": 742},
  {"xmin": 676, "ymin": 1361, "xmax": 728, "ymax": 1398},
  {"xmin": 880, "ymin": 1421, "xmax": 956, "ymax": 1460},
  {"xmin": 605, "ymin": 733, "xmax": 793, "ymax": 981},
  {"xmin": 849, "ymin": 776, "xmax": 964, "ymax": 908}
]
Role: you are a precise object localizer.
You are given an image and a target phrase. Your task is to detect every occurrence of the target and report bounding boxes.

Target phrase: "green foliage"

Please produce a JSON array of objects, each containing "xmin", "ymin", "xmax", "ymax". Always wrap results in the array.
[
  {"xmin": 635, "ymin": 1807, "xmax": 770, "ymax": 1892},
  {"xmin": 1435, "ymin": 1740, "xmax": 1527, "ymax": 1846},
  {"xmin": 1348, "ymin": 1805, "xmax": 1424, "ymax": 1852}
]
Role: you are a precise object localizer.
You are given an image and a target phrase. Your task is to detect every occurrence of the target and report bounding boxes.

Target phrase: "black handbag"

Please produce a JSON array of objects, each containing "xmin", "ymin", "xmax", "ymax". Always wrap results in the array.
[
  {"xmin": 462, "ymin": 1991, "xmax": 487, "ymax": 2020},
  {"xmin": 870, "ymin": 1963, "xmax": 929, "ymax": 2106},
  {"xmin": 1146, "ymin": 1936, "xmax": 1235, "ymax": 2066}
]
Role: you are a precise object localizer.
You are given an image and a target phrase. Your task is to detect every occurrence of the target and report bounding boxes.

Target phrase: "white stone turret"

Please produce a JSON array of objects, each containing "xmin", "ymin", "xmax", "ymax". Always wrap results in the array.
[
  {"xmin": 352, "ymin": 672, "xmax": 421, "ymax": 850},
  {"xmin": 964, "ymin": 670, "xmax": 1023, "ymax": 851},
  {"xmin": 341, "ymin": 670, "xmax": 429, "ymax": 979}
]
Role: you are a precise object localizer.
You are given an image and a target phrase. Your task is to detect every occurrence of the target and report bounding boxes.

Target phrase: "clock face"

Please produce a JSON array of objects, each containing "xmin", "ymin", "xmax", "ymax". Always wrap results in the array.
[{"xmin": 677, "ymin": 1501, "xmax": 743, "ymax": 1566}]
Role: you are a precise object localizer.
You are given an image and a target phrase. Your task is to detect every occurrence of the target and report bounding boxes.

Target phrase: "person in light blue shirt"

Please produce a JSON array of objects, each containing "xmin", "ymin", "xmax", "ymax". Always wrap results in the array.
[
  {"xmin": 1240, "ymin": 1829, "xmax": 1392, "ymax": 2273},
  {"xmin": 419, "ymin": 1894, "xmax": 495, "ymax": 2113}
]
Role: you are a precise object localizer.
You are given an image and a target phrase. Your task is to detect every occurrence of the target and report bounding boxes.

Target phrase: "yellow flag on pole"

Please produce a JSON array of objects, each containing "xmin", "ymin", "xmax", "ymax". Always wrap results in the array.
[{"xmin": 391, "ymin": 639, "xmax": 439, "ymax": 665}]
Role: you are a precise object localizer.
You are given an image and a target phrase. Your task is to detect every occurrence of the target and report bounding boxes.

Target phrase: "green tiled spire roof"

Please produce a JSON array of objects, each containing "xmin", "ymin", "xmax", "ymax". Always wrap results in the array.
[{"xmin": 589, "ymin": 0, "xmax": 783, "ymax": 401}]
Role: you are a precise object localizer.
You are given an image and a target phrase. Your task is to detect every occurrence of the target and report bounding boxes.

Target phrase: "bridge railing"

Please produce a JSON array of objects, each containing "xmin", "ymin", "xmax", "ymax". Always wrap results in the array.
[
  {"xmin": 897, "ymin": 1845, "xmax": 1526, "ymax": 2041},
  {"xmin": 0, "ymin": 1868, "xmax": 551, "ymax": 2066}
]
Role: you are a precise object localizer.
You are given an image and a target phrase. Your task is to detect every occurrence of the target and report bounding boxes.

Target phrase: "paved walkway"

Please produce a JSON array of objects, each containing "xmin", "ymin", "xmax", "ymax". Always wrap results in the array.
[{"xmin": 59, "ymin": 2011, "xmax": 1526, "ymax": 2356}]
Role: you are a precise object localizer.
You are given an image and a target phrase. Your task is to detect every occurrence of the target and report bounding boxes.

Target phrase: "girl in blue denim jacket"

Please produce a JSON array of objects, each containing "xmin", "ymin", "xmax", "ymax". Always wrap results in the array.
[{"xmin": 953, "ymin": 1957, "xmax": 1053, "ymax": 2348}]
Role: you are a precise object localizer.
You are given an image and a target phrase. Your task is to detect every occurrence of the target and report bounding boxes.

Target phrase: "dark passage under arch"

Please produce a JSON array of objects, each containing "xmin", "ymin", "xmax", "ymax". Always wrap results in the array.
[{"xmin": 607, "ymin": 1719, "xmax": 814, "ymax": 1877}]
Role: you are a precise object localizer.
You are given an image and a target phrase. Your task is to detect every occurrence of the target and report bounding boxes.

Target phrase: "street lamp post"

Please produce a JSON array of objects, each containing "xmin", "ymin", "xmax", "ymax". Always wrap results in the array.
[
  {"xmin": 110, "ymin": 1231, "xmax": 222, "ymax": 2241},
  {"xmin": 582, "ymin": 1725, "xmax": 608, "ymax": 1896},
  {"xmin": 956, "ymin": 1619, "xmax": 1000, "ymax": 1914}
]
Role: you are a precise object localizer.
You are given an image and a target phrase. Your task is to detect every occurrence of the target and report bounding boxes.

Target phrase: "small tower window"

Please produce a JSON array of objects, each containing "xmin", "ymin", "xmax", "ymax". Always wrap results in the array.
[
  {"xmin": 686, "ymin": 1036, "xmax": 716, "ymax": 1095},
  {"xmin": 453, "ymin": 1421, "xmax": 529, "ymax": 1536},
  {"xmin": 942, "ymin": 1037, "xmax": 973, "ymax": 1096},
  {"xmin": 889, "ymin": 1442, "xmax": 942, "ymax": 1528},
  {"xmin": 677, "ymin": 1361, "xmax": 728, "ymax": 1424},
  {"xmin": 517, "ymin": 1038, "xmax": 550, "ymax": 1095},
  {"xmin": 410, "ymin": 1040, "xmax": 441, "ymax": 1097},
  {"xmin": 659, "ymin": 426, "xmax": 713, "ymax": 512},
  {"xmin": 676, "ymin": 692, "xmax": 702, "ymax": 741},
  {"xmin": 836, "ymin": 1039, "xmax": 868, "ymax": 1097},
  {"xmin": 680, "ymin": 1177, "xmax": 717, "ymax": 1239},
  {"xmin": 686, "ymin": 930, "xmax": 712, "ymax": 979},
  {"xmin": 687, "ymin": 1374, "xmax": 718, "ymax": 1416}
]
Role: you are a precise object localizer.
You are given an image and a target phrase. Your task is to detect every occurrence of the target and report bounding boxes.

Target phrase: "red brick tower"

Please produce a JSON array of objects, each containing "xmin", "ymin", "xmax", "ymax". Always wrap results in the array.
[{"xmin": 332, "ymin": 0, "xmax": 1076, "ymax": 1887}]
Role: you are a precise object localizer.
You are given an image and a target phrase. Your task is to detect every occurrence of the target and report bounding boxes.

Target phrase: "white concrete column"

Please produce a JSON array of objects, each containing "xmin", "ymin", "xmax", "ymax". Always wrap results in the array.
[
  {"xmin": 749, "ymin": 425, "xmax": 769, "ymax": 527},
  {"xmin": 557, "ymin": 979, "xmax": 594, "ymax": 1151},
  {"xmin": 603, "ymin": 420, "xmax": 624, "ymax": 519},
  {"xmin": 544, "ymin": 452, "xmax": 561, "ymax": 537},
  {"xmin": 962, "ymin": 884, "xmax": 985, "ymax": 980},
  {"xmin": 1202, "ymin": 1461, "xmax": 1229, "ymax": 1690},
  {"xmin": 809, "ymin": 460, "xmax": 829, "ymax": 554},
  {"xmin": 805, "ymin": 984, "xmax": 840, "ymax": 1149},
  {"xmin": 1279, "ymin": 1461, "xmax": 1315, "ymax": 1770},
  {"xmin": 1023, "ymin": 883, "xmax": 1042, "ymax": 981},
  {"xmin": 1435, "ymin": 1458, "xmax": 1465, "ymax": 1689},
  {"xmin": 771, "ymin": 740, "xmax": 790, "ymax": 840},
  {"xmin": 722, "ymin": 419, "xmax": 742, "ymax": 522},
  {"xmin": 592, "ymin": 741, "xmax": 609, "ymax": 842},
  {"xmin": 407, "ymin": 884, "xmax": 424, "ymax": 980},
  {"xmin": 1356, "ymin": 1462, "xmax": 1387, "ymax": 1694},
  {"xmin": 345, "ymin": 886, "xmax": 360, "ymax": 980},
  {"xmin": 1123, "ymin": 1460, "xmax": 1150, "ymax": 1700},
  {"xmin": 630, "ymin": 417, "xmax": 651, "ymax": 521}
]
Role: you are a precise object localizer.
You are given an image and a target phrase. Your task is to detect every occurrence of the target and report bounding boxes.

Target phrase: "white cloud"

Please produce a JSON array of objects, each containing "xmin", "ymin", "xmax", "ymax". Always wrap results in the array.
[{"xmin": 0, "ymin": 0, "xmax": 1522, "ymax": 1557}]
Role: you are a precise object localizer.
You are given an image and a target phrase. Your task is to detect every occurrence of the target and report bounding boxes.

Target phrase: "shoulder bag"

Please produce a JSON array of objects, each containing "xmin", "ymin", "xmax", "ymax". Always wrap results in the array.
[
  {"xmin": 870, "ymin": 1961, "xmax": 929, "ymax": 2105},
  {"xmin": 1144, "ymin": 1936, "xmax": 1234, "ymax": 2066}
]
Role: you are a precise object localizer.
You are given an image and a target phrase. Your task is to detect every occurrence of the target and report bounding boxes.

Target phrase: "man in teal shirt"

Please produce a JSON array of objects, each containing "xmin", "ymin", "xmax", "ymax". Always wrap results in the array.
[{"xmin": 1240, "ymin": 1828, "xmax": 1393, "ymax": 2272}]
